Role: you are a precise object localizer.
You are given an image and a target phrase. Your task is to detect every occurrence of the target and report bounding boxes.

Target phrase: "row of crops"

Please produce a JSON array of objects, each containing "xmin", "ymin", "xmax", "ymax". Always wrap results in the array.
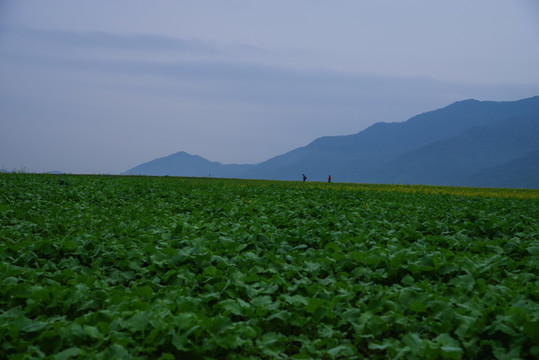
[{"xmin": 1, "ymin": 174, "xmax": 538, "ymax": 359}]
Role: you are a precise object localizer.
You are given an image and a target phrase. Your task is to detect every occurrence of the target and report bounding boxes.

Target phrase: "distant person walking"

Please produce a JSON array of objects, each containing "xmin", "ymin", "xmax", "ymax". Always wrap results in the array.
[
  {"xmin": 302, "ymin": 174, "xmax": 307, "ymax": 182},
  {"xmin": 328, "ymin": 175, "xmax": 332, "ymax": 183}
]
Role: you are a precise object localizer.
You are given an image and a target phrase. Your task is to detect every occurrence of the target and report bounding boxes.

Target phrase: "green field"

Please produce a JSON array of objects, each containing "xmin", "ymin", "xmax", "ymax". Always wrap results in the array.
[{"xmin": 1, "ymin": 174, "xmax": 538, "ymax": 359}]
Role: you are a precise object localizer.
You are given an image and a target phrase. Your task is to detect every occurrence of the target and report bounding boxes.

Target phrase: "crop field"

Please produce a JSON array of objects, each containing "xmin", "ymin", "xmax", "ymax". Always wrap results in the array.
[{"xmin": 1, "ymin": 174, "xmax": 538, "ymax": 359}]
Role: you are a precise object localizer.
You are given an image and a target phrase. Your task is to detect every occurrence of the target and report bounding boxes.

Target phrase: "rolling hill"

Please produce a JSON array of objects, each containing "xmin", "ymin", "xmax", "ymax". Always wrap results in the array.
[{"xmin": 125, "ymin": 96, "xmax": 539, "ymax": 188}]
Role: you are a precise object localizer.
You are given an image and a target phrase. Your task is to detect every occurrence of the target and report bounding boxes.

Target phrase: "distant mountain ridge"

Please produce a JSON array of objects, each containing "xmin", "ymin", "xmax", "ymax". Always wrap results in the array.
[
  {"xmin": 125, "ymin": 151, "xmax": 251, "ymax": 178},
  {"xmin": 126, "ymin": 96, "xmax": 539, "ymax": 188}
]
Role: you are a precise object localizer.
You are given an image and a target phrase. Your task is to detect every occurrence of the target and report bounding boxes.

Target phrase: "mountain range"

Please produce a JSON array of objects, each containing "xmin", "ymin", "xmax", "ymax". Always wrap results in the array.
[{"xmin": 126, "ymin": 96, "xmax": 539, "ymax": 188}]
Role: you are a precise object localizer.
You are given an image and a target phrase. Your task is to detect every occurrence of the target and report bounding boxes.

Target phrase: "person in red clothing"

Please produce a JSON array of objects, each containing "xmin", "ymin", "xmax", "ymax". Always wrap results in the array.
[{"xmin": 328, "ymin": 175, "xmax": 332, "ymax": 183}]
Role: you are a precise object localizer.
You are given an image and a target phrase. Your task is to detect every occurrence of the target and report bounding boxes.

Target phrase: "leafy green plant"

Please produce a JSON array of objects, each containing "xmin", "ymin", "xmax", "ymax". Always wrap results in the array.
[{"xmin": 1, "ymin": 174, "xmax": 538, "ymax": 358}]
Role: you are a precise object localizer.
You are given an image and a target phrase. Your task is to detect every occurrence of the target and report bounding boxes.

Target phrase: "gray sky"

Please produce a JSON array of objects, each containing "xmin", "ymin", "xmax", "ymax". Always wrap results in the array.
[{"xmin": 1, "ymin": 0, "xmax": 538, "ymax": 174}]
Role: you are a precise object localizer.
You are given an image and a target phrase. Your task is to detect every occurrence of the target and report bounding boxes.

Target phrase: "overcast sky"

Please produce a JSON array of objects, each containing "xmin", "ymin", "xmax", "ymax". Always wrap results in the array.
[{"xmin": 1, "ymin": 0, "xmax": 538, "ymax": 174}]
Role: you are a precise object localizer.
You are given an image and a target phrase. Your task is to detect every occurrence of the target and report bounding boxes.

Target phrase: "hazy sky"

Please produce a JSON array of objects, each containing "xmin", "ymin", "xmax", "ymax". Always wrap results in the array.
[{"xmin": 1, "ymin": 0, "xmax": 538, "ymax": 174}]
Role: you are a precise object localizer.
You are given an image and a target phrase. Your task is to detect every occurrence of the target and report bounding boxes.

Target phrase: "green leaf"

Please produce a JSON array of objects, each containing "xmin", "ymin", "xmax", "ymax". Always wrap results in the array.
[
  {"xmin": 401, "ymin": 274, "xmax": 415, "ymax": 285},
  {"xmin": 125, "ymin": 311, "xmax": 150, "ymax": 332},
  {"xmin": 402, "ymin": 333, "xmax": 423, "ymax": 353},
  {"xmin": 257, "ymin": 332, "xmax": 286, "ymax": 358},
  {"xmin": 83, "ymin": 325, "xmax": 102, "ymax": 340},
  {"xmin": 104, "ymin": 344, "xmax": 129, "ymax": 359},
  {"xmin": 342, "ymin": 308, "xmax": 362, "ymax": 323},
  {"xmin": 305, "ymin": 297, "xmax": 322, "ymax": 314},
  {"xmin": 53, "ymin": 347, "xmax": 80, "ymax": 360},
  {"xmin": 203, "ymin": 265, "xmax": 218, "ymax": 277},
  {"xmin": 2, "ymin": 276, "xmax": 19, "ymax": 285},
  {"xmin": 219, "ymin": 299, "xmax": 244, "ymax": 316},
  {"xmin": 251, "ymin": 295, "xmax": 273, "ymax": 307},
  {"xmin": 283, "ymin": 294, "xmax": 309, "ymax": 306},
  {"xmin": 327, "ymin": 344, "xmax": 356, "ymax": 358},
  {"xmin": 171, "ymin": 326, "xmax": 198, "ymax": 352},
  {"xmin": 23, "ymin": 320, "xmax": 48, "ymax": 333},
  {"xmin": 133, "ymin": 285, "xmax": 153, "ymax": 299},
  {"xmin": 317, "ymin": 324, "xmax": 333, "ymax": 338},
  {"xmin": 410, "ymin": 301, "xmax": 427, "ymax": 313}
]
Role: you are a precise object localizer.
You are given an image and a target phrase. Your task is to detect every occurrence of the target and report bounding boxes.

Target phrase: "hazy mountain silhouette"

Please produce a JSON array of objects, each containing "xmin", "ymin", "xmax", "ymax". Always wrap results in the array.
[
  {"xmin": 126, "ymin": 96, "xmax": 539, "ymax": 188},
  {"xmin": 125, "ymin": 151, "xmax": 250, "ymax": 178},
  {"xmin": 462, "ymin": 149, "xmax": 539, "ymax": 189},
  {"xmin": 372, "ymin": 116, "xmax": 539, "ymax": 185}
]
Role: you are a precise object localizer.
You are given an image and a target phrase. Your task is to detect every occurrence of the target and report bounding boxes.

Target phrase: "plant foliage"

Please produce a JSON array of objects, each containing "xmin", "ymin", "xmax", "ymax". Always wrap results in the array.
[{"xmin": 1, "ymin": 174, "xmax": 538, "ymax": 359}]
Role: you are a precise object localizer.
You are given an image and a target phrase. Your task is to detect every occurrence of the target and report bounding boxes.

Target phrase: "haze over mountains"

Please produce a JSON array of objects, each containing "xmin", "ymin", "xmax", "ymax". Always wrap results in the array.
[{"xmin": 126, "ymin": 96, "xmax": 539, "ymax": 189}]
